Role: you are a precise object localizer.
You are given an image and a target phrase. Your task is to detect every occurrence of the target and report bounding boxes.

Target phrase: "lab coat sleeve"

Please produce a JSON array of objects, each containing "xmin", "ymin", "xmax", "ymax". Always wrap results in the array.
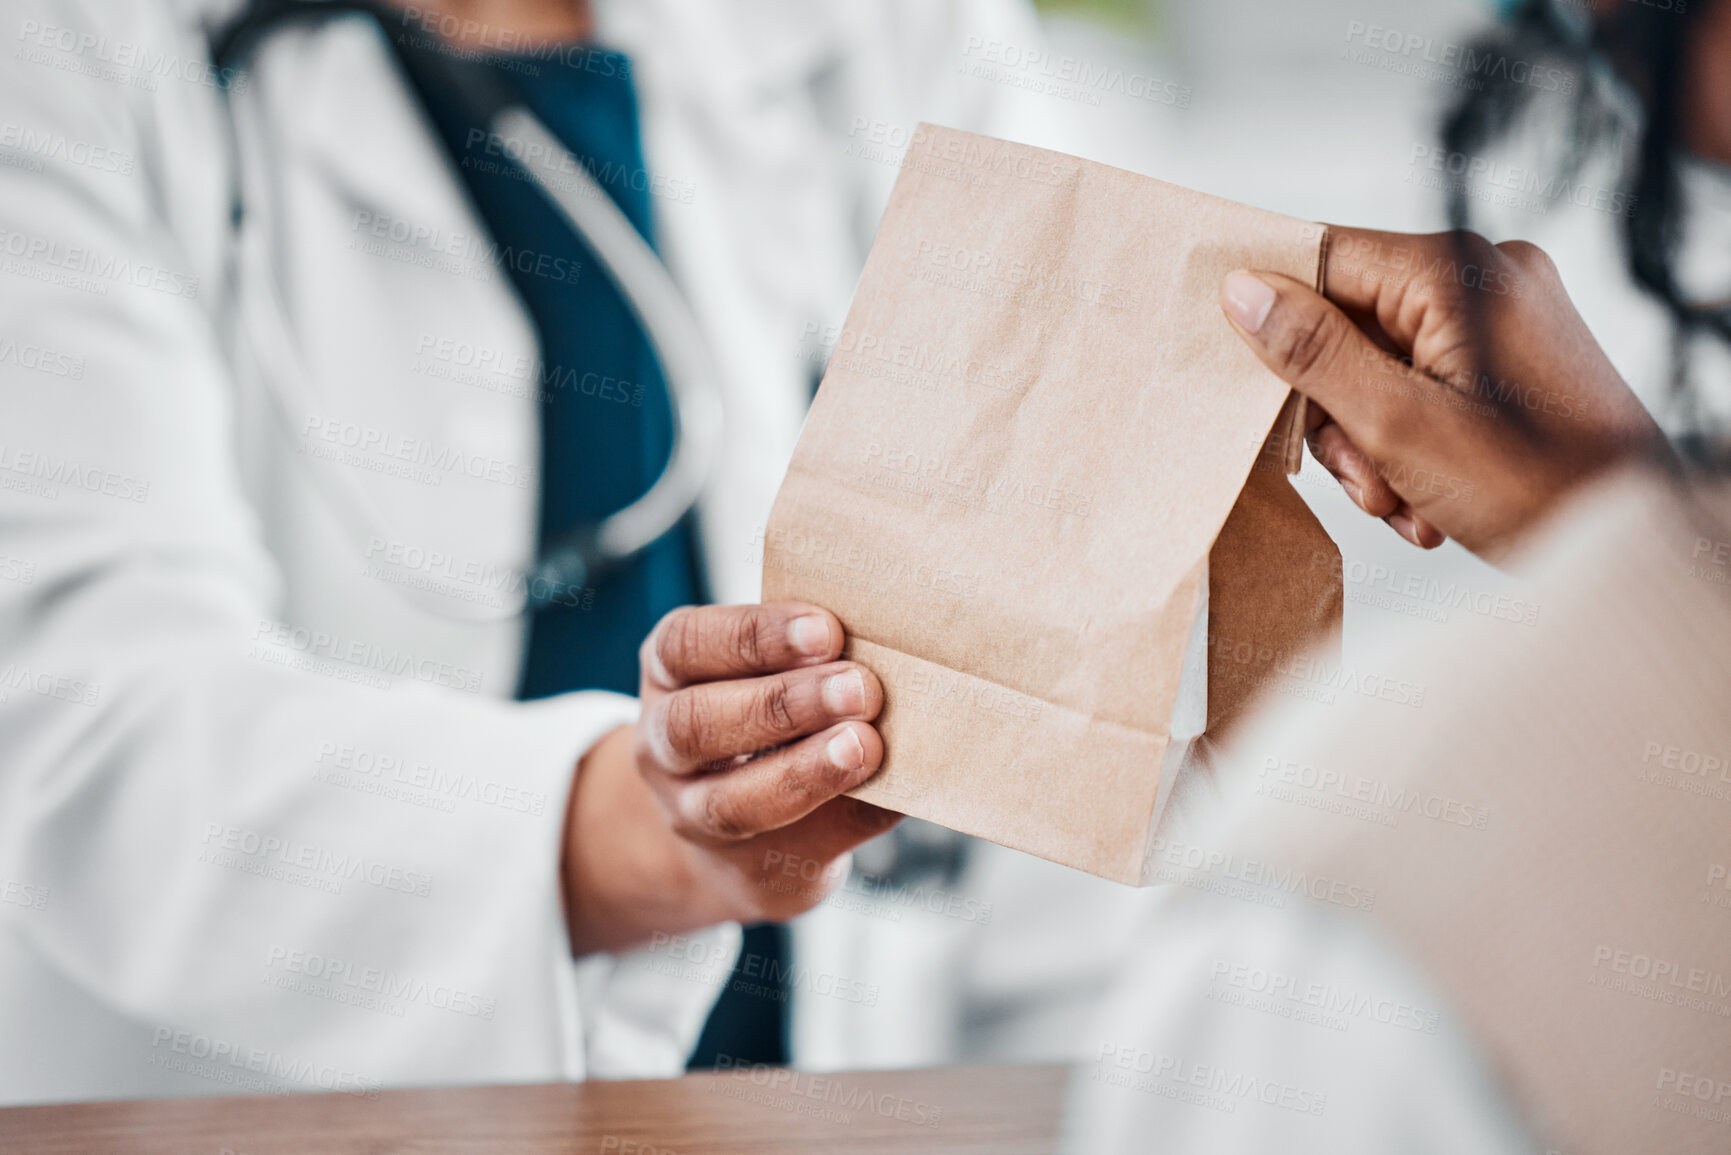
[
  {"xmin": 0, "ymin": 0, "xmax": 726, "ymax": 1097},
  {"xmin": 1062, "ymin": 889, "xmax": 1544, "ymax": 1154}
]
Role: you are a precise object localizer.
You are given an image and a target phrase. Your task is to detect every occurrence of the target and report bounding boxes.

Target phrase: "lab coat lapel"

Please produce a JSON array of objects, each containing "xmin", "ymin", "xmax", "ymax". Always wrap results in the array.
[{"xmin": 234, "ymin": 14, "xmax": 541, "ymax": 689}]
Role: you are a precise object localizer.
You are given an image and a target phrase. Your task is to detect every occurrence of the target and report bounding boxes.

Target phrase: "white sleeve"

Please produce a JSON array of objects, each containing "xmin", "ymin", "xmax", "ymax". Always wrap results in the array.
[
  {"xmin": 1063, "ymin": 888, "xmax": 1545, "ymax": 1154},
  {"xmin": 0, "ymin": 0, "xmax": 724, "ymax": 1100}
]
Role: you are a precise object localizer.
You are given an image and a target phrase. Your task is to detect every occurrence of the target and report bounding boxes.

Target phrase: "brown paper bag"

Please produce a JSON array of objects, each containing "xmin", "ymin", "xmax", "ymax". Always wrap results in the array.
[{"xmin": 762, "ymin": 125, "xmax": 1342, "ymax": 884}]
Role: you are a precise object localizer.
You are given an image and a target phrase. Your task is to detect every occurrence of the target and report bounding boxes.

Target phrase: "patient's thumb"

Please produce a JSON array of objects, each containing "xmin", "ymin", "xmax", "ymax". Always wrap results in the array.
[{"xmin": 1219, "ymin": 270, "xmax": 1394, "ymax": 451}]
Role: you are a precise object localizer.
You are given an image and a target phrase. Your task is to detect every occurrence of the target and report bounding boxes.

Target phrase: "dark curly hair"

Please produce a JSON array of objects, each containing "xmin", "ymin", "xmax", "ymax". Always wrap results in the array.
[{"xmin": 1440, "ymin": 0, "xmax": 1727, "ymax": 462}]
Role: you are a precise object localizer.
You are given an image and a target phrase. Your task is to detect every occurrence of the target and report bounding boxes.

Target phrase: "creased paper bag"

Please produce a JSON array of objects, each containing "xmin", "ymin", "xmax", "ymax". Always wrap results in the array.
[{"xmin": 762, "ymin": 125, "xmax": 1342, "ymax": 884}]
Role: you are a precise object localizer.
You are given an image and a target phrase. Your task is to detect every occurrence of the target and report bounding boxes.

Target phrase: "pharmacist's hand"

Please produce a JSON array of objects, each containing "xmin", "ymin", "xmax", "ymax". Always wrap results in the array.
[
  {"xmin": 562, "ymin": 603, "xmax": 900, "ymax": 955},
  {"xmin": 1220, "ymin": 226, "xmax": 1670, "ymax": 561}
]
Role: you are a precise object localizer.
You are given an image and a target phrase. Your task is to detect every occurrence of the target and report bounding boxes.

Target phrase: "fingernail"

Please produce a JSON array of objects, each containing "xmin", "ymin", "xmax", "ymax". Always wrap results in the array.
[
  {"xmin": 1221, "ymin": 272, "xmax": 1277, "ymax": 334},
  {"xmin": 788, "ymin": 614, "xmax": 831, "ymax": 658},
  {"xmin": 827, "ymin": 727, "xmax": 865, "ymax": 772},
  {"xmin": 823, "ymin": 670, "xmax": 865, "ymax": 715}
]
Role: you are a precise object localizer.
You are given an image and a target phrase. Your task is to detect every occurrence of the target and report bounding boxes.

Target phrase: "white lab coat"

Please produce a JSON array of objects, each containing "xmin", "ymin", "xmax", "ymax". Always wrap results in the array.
[{"xmin": 0, "ymin": 0, "xmax": 1055, "ymax": 1104}]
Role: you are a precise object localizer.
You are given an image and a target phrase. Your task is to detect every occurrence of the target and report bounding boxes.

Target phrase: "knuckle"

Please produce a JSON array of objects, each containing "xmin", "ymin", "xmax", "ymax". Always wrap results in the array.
[
  {"xmin": 1334, "ymin": 438, "xmax": 1373, "ymax": 476},
  {"xmin": 652, "ymin": 607, "xmax": 700, "ymax": 684},
  {"xmin": 1492, "ymin": 237, "xmax": 1540, "ymax": 263},
  {"xmin": 667, "ymin": 792, "xmax": 709, "ymax": 842},
  {"xmin": 1440, "ymin": 228, "xmax": 1496, "ymax": 264},
  {"xmin": 1457, "ymin": 227, "xmax": 1494, "ymax": 252},
  {"xmin": 728, "ymin": 610, "xmax": 765, "ymax": 670},
  {"xmin": 661, "ymin": 690, "xmax": 710, "ymax": 764},
  {"xmin": 694, "ymin": 786, "xmax": 750, "ymax": 843},
  {"xmin": 1408, "ymin": 230, "xmax": 1489, "ymax": 296},
  {"xmin": 1276, "ymin": 307, "xmax": 1343, "ymax": 382},
  {"xmin": 1496, "ymin": 238, "xmax": 1557, "ymax": 278},
  {"xmin": 755, "ymin": 676, "xmax": 801, "ymax": 739},
  {"xmin": 1359, "ymin": 482, "xmax": 1400, "ymax": 518}
]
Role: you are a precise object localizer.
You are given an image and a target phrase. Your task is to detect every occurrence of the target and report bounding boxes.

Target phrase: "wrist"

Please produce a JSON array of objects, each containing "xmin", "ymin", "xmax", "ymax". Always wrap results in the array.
[{"xmin": 561, "ymin": 724, "xmax": 709, "ymax": 956}]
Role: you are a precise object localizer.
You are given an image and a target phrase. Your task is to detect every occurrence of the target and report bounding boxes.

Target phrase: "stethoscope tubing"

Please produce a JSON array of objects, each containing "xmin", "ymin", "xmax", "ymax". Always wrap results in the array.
[
  {"xmin": 213, "ymin": 3, "xmax": 724, "ymax": 623},
  {"xmin": 497, "ymin": 107, "xmax": 722, "ymax": 607}
]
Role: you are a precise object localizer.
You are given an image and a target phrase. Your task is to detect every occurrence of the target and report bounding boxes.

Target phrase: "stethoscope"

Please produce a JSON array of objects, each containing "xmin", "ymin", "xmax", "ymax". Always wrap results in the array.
[{"xmin": 210, "ymin": 0, "xmax": 723, "ymax": 622}]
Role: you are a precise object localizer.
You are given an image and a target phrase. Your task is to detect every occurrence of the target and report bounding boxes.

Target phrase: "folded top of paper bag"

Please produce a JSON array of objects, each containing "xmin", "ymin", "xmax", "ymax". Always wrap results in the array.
[{"xmin": 762, "ymin": 125, "xmax": 1341, "ymax": 884}]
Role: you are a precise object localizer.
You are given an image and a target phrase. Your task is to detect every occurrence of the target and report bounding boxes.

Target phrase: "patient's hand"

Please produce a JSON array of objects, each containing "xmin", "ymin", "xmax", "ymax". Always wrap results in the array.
[
  {"xmin": 562, "ymin": 602, "xmax": 899, "ymax": 955},
  {"xmin": 1220, "ymin": 226, "xmax": 1671, "ymax": 561}
]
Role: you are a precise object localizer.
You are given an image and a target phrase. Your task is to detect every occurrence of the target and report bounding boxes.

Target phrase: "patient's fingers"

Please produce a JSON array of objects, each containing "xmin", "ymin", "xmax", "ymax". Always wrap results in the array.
[
  {"xmin": 1304, "ymin": 414, "xmax": 1446, "ymax": 548},
  {"xmin": 1222, "ymin": 269, "xmax": 1474, "ymax": 548},
  {"xmin": 1307, "ymin": 418, "xmax": 1400, "ymax": 518},
  {"xmin": 1319, "ymin": 226, "xmax": 1513, "ymax": 354},
  {"xmin": 1386, "ymin": 504, "xmax": 1447, "ymax": 550}
]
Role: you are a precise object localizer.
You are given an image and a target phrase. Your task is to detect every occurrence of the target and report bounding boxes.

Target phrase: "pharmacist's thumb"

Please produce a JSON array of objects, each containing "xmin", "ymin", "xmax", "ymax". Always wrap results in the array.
[{"xmin": 1219, "ymin": 270, "xmax": 1403, "ymax": 461}]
